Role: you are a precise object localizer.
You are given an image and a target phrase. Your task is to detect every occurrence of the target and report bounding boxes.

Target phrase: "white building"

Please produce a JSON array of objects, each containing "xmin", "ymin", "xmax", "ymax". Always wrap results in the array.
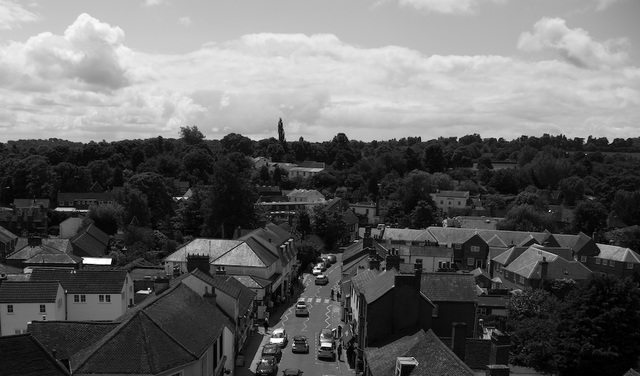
[{"xmin": 0, "ymin": 281, "xmax": 66, "ymax": 335}]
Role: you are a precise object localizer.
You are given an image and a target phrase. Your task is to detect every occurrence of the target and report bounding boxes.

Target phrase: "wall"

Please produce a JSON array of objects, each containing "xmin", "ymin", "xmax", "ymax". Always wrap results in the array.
[
  {"xmin": 431, "ymin": 302, "xmax": 476, "ymax": 338},
  {"xmin": 0, "ymin": 299, "xmax": 63, "ymax": 336},
  {"xmin": 364, "ymin": 292, "xmax": 394, "ymax": 346},
  {"xmin": 66, "ymin": 292, "xmax": 124, "ymax": 321}
]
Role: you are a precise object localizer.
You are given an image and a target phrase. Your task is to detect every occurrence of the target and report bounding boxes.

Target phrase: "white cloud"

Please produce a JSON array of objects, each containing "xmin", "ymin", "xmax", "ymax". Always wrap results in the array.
[
  {"xmin": 0, "ymin": 16, "xmax": 638, "ymax": 143},
  {"xmin": 394, "ymin": 0, "xmax": 506, "ymax": 14},
  {"xmin": 0, "ymin": 0, "xmax": 38, "ymax": 30},
  {"xmin": 518, "ymin": 17, "xmax": 629, "ymax": 69},
  {"xmin": 593, "ymin": 0, "xmax": 625, "ymax": 11},
  {"xmin": 178, "ymin": 16, "xmax": 191, "ymax": 26},
  {"xmin": 143, "ymin": 0, "xmax": 165, "ymax": 7},
  {"xmin": 0, "ymin": 13, "xmax": 131, "ymax": 91}
]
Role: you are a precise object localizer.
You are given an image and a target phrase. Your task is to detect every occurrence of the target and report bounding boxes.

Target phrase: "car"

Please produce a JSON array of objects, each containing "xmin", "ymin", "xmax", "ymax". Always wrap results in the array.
[
  {"xmin": 295, "ymin": 301, "xmax": 309, "ymax": 317},
  {"xmin": 317, "ymin": 341, "xmax": 336, "ymax": 361},
  {"xmin": 291, "ymin": 335, "xmax": 310, "ymax": 354},
  {"xmin": 327, "ymin": 254, "xmax": 337, "ymax": 264},
  {"xmin": 282, "ymin": 369, "xmax": 303, "ymax": 376},
  {"xmin": 269, "ymin": 328, "xmax": 288, "ymax": 348},
  {"xmin": 315, "ymin": 274, "xmax": 329, "ymax": 285},
  {"xmin": 256, "ymin": 355, "xmax": 278, "ymax": 376},
  {"xmin": 319, "ymin": 328, "xmax": 334, "ymax": 345},
  {"xmin": 318, "ymin": 262, "xmax": 327, "ymax": 271},
  {"xmin": 261, "ymin": 343, "xmax": 283, "ymax": 362},
  {"xmin": 321, "ymin": 255, "xmax": 332, "ymax": 266},
  {"xmin": 312, "ymin": 266, "xmax": 323, "ymax": 275}
]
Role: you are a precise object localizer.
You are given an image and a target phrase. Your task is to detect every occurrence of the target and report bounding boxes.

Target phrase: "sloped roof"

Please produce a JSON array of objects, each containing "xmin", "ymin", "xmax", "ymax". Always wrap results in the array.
[
  {"xmin": 595, "ymin": 244, "xmax": 640, "ymax": 263},
  {"xmin": 13, "ymin": 198, "xmax": 51, "ymax": 209},
  {"xmin": 0, "ymin": 281, "xmax": 61, "ymax": 303},
  {"xmin": 505, "ymin": 249, "xmax": 559, "ymax": 279},
  {"xmin": 382, "ymin": 228, "xmax": 437, "ymax": 243},
  {"xmin": 71, "ymin": 284, "xmax": 229, "ymax": 374},
  {"xmin": 365, "ymin": 329, "xmax": 475, "ymax": 376},
  {"xmin": 28, "ymin": 321, "xmax": 119, "ymax": 361},
  {"xmin": 7, "ymin": 243, "xmax": 61, "ymax": 261},
  {"xmin": 351, "ymin": 268, "xmax": 382, "ymax": 293},
  {"xmin": 492, "ymin": 246, "xmax": 527, "ymax": 267},
  {"xmin": 24, "ymin": 252, "xmax": 82, "ymax": 266},
  {"xmin": 186, "ymin": 269, "xmax": 256, "ymax": 314},
  {"xmin": 360, "ymin": 269, "xmax": 397, "ymax": 303},
  {"xmin": 505, "ymin": 246, "xmax": 593, "ymax": 280},
  {"xmin": 71, "ymin": 224, "xmax": 109, "ymax": 257},
  {"xmin": 219, "ymin": 235, "xmax": 278, "ymax": 267},
  {"xmin": 0, "ymin": 262, "xmax": 22, "ymax": 274},
  {"xmin": 0, "ymin": 334, "xmax": 69, "ymax": 376},
  {"xmin": 57, "ymin": 192, "xmax": 114, "ymax": 203},
  {"xmin": 164, "ymin": 238, "xmax": 242, "ymax": 263},
  {"xmin": 43, "ymin": 238, "xmax": 73, "ymax": 254},
  {"xmin": 420, "ymin": 273, "xmax": 477, "ymax": 303},
  {"xmin": 485, "ymin": 234, "xmax": 508, "ymax": 248},
  {"xmin": 30, "ymin": 268, "xmax": 127, "ymax": 294},
  {"xmin": 0, "ymin": 226, "xmax": 17, "ymax": 243},
  {"xmin": 433, "ymin": 190, "xmax": 470, "ymax": 199},
  {"xmin": 231, "ymin": 274, "xmax": 272, "ymax": 289}
]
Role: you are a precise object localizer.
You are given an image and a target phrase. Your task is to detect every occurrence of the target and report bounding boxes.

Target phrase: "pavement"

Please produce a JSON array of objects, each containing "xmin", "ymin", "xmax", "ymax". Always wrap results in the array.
[{"xmin": 235, "ymin": 276, "xmax": 355, "ymax": 376}]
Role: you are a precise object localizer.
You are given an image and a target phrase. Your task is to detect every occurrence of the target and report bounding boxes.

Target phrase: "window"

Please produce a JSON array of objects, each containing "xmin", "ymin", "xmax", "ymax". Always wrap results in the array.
[
  {"xmin": 470, "ymin": 246, "xmax": 480, "ymax": 252},
  {"xmin": 416, "ymin": 258, "xmax": 423, "ymax": 264},
  {"xmin": 495, "ymin": 264, "xmax": 501, "ymax": 272},
  {"xmin": 477, "ymin": 308, "xmax": 486, "ymax": 315},
  {"xmin": 580, "ymin": 256, "xmax": 587, "ymax": 262},
  {"xmin": 602, "ymin": 260, "xmax": 608, "ymax": 266},
  {"xmin": 627, "ymin": 263, "xmax": 634, "ymax": 270},
  {"xmin": 504, "ymin": 271, "xmax": 509, "ymax": 278},
  {"xmin": 595, "ymin": 258, "xmax": 601, "ymax": 265},
  {"xmin": 99, "ymin": 295, "xmax": 111, "ymax": 303},
  {"xmin": 467, "ymin": 258, "xmax": 474, "ymax": 266},
  {"xmin": 432, "ymin": 304, "xmax": 439, "ymax": 318},
  {"xmin": 40, "ymin": 305, "xmax": 46, "ymax": 313},
  {"xmin": 610, "ymin": 261, "xmax": 615, "ymax": 267},
  {"xmin": 7, "ymin": 305, "xmax": 14, "ymax": 314},
  {"xmin": 519, "ymin": 276, "xmax": 524, "ymax": 284},
  {"xmin": 74, "ymin": 294, "xmax": 87, "ymax": 303}
]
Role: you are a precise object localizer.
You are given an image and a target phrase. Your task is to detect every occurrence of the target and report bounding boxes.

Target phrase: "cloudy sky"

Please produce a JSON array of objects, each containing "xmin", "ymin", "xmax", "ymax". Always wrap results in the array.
[{"xmin": 0, "ymin": 0, "xmax": 638, "ymax": 144}]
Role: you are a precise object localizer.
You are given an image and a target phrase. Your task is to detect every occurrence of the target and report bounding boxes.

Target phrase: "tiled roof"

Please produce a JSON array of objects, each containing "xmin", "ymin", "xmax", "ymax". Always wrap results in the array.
[
  {"xmin": 30, "ymin": 268, "xmax": 127, "ymax": 294},
  {"xmin": 7, "ymin": 243, "xmax": 61, "ymax": 261},
  {"xmin": 393, "ymin": 244, "xmax": 452, "ymax": 258},
  {"xmin": 57, "ymin": 192, "xmax": 114, "ymax": 203},
  {"xmin": 439, "ymin": 337, "xmax": 491, "ymax": 370},
  {"xmin": 360, "ymin": 269, "xmax": 396, "ymax": 303},
  {"xmin": 71, "ymin": 224, "xmax": 109, "ymax": 257},
  {"xmin": 231, "ymin": 274, "xmax": 272, "ymax": 289},
  {"xmin": 365, "ymin": 329, "xmax": 475, "ymax": 376},
  {"xmin": 382, "ymin": 228, "xmax": 437, "ymax": 243},
  {"xmin": 624, "ymin": 369, "xmax": 640, "ymax": 376},
  {"xmin": 13, "ymin": 198, "xmax": 51, "ymax": 209},
  {"xmin": 28, "ymin": 321, "xmax": 119, "ymax": 361},
  {"xmin": 505, "ymin": 248, "xmax": 558, "ymax": 279},
  {"xmin": 0, "ymin": 334, "xmax": 69, "ymax": 376},
  {"xmin": 164, "ymin": 238, "xmax": 243, "ymax": 262},
  {"xmin": 492, "ymin": 246, "xmax": 527, "ymax": 267},
  {"xmin": 433, "ymin": 190, "xmax": 470, "ymax": 198},
  {"xmin": 351, "ymin": 268, "xmax": 381, "ymax": 293},
  {"xmin": 71, "ymin": 284, "xmax": 229, "ymax": 374},
  {"xmin": 0, "ymin": 262, "xmax": 22, "ymax": 274},
  {"xmin": 43, "ymin": 238, "xmax": 73, "ymax": 254},
  {"xmin": 420, "ymin": 273, "xmax": 477, "ymax": 303},
  {"xmin": 485, "ymin": 234, "xmax": 508, "ymax": 247},
  {"xmin": 0, "ymin": 281, "xmax": 61, "ymax": 303},
  {"xmin": 221, "ymin": 235, "xmax": 278, "ymax": 267},
  {"xmin": 595, "ymin": 244, "xmax": 640, "ymax": 263},
  {"xmin": 24, "ymin": 250, "xmax": 82, "ymax": 265},
  {"xmin": 343, "ymin": 210, "xmax": 359, "ymax": 225},
  {"xmin": 188, "ymin": 269, "xmax": 256, "ymax": 314},
  {"xmin": 0, "ymin": 226, "xmax": 17, "ymax": 243},
  {"xmin": 505, "ymin": 246, "xmax": 593, "ymax": 280}
]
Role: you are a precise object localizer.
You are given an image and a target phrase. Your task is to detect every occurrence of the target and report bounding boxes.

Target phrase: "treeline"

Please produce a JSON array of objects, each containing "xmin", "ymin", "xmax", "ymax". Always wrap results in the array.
[{"xmin": 1, "ymin": 128, "xmax": 640, "ymax": 251}]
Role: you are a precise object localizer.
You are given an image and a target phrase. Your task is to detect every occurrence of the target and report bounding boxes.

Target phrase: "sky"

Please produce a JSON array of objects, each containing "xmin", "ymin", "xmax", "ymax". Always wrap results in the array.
[{"xmin": 0, "ymin": 0, "xmax": 638, "ymax": 144}]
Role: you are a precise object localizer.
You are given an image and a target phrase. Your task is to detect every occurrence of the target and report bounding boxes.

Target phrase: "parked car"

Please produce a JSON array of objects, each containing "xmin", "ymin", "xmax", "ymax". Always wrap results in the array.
[
  {"xmin": 317, "ymin": 262, "xmax": 327, "ymax": 271},
  {"xmin": 317, "ymin": 341, "xmax": 336, "ymax": 361},
  {"xmin": 321, "ymin": 255, "xmax": 332, "ymax": 266},
  {"xmin": 315, "ymin": 274, "xmax": 329, "ymax": 285},
  {"xmin": 269, "ymin": 328, "xmax": 288, "ymax": 348},
  {"xmin": 291, "ymin": 335, "xmax": 310, "ymax": 354},
  {"xmin": 282, "ymin": 369, "xmax": 303, "ymax": 376},
  {"xmin": 327, "ymin": 254, "xmax": 337, "ymax": 264},
  {"xmin": 312, "ymin": 265, "xmax": 323, "ymax": 275},
  {"xmin": 319, "ymin": 328, "xmax": 334, "ymax": 345},
  {"xmin": 256, "ymin": 355, "xmax": 279, "ymax": 376},
  {"xmin": 295, "ymin": 300, "xmax": 309, "ymax": 317},
  {"xmin": 262, "ymin": 343, "xmax": 283, "ymax": 362}
]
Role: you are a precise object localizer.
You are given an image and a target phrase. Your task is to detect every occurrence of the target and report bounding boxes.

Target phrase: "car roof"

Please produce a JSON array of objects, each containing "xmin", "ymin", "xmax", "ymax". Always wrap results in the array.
[
  {"xmin": 293, "ymin": 335, "xmax": 308, "ymax": 340},
  {"xmin": 273, "ymin": 327, "xmax": 286, "ymax": 333}
]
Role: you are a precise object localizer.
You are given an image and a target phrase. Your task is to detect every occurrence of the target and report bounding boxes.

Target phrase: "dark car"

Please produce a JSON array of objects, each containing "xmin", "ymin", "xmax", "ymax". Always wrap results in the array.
[
  {"xmin": 256, "ymin": 355, "xmax": 278, "ymax": 376},
  {"xmin": 291, "ymin": 335, "xmax": 310, "ymax": 354},
  {"xmin": 262, "ymin": 343, "xmax": 283, "ymax": 362},
  {"xmin": 282, "ymin": 369, "xmax": 303, "ymax": 376},
  {"xmin": 315, "ymin": 274, "xmax": 329, "ymax": 285},
  {"xmin": 327, "ymin": 254, "xmax": 337, "ymax": 264}
]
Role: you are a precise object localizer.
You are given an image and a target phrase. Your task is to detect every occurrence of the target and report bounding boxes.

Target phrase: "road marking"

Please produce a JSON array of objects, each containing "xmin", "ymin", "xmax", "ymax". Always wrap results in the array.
[
  {"xmin": 306, "ymin": 298, "xmax": 313, "ymax": 303},
  {"xmin": 324, "ymin": 298, "xmax": 330, "ymax": 304},
  {"xmin": 316, "ymin": 298, "xmax": 322, "ymax": 303}
]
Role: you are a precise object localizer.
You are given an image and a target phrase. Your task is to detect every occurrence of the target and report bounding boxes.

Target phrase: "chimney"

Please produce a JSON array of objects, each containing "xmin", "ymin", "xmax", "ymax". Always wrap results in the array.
[
  {"xmin": 451, "ymin": 322, "xmax": 467, "ymax": 361},
  {"xmin": 203, "ymin": 286, "xmax": 217, "ymax": 307},
  {"xmin": 363, "ymin": 226, "xmax": 373, "ymax": 248},
  {"xmin": 395, "ymin": 357, "xmax": 419, "ymax": 376},
  {"xmin": 414, "ymin": 263, "xmax": 422, "ymax": 291},
  {"xmin": 51, "ymin": 349, "xmax": 57, "ymax": 359},
  {"xmin": 153, "ymin": 277, "xmax": 170, "ymax": 295},
  {"xmin": 233, "ymin": 226, "xmax": 242, "ymax": 239},
  {"xmin": 369, "ymin": 257, "xmax": 380, "ymax": 271},
  {"xmin": 187, "ymin": 254, "xmax": 211, "ymax": 275},
  {"xmin": 540, "ymin": 257, "xmax": 548, "ymax": 281},
  {"xmin": 489, "ymin": 330, "xmax": 511, "ymax": 366},
  {"xmin": 485, "ymin": 365, "xmax": 510, "ymax": 376},
  {"xmin": 386, "ymin": 248, "xmax": 401, "ymax": 271}
]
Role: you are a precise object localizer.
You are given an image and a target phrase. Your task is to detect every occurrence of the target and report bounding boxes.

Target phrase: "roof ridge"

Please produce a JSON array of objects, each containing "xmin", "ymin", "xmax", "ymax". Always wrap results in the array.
[{"xmin": 26, "ymin": 333, "xmax": 71, "ymax": 375}]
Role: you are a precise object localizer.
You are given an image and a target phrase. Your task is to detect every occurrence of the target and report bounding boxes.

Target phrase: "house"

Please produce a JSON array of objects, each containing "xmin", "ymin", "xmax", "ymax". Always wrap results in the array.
[
  {"xmin": 419, "ymin": 273, "xmax": 478, "ymax": 338},
  {"xmin": 287, "ymin": 189, "xmax": 325, "ymax": 203},
  {"xmin": 0, "ymin": 280, "xmax": 66, "ymax": 335},
  {"xmin": 1, "ymin": 199, "xmax": 49, "ymax": 236},
  {"xmin": 70, "ymin": 224, "xmax": 109, "ymax": 258},
  {"xmin": 171, "ymin": 265, "xmax": 256, "ymax": 362},
  {"xmin": 60, "ymin": 283, "xmax": 233, "ymax": 376},
  {"xmin": 163, "ymin": 221, "xmax": 297, "ymax": 320},
  {"xmin": 287, "ymin": 166, "xmax": 324, "ymax": 180},
  {"xmin": 0, "ymin": 333, "xmax": 70, "ymax": 375},
  {"xmin": 363, "ymin": 329, "xmax": 476, "ymax": 376},
  {"xmin": 56, "ymin": 192, "xmax": 115, "ymax": 211},
  {"xmin": 351, "ymin": 202, "xmax": 378, "ymax": 225},
  {"xmin": 493, "ymin": 244, "xmax": 593, "ymax": 289},
  {"xmin": 59, "ymin": 217, "xmax": 83, "ymax": 239},
  {"xmin": 589, "ymin": 244, "xmax": 640, "ymax": 279},
  {"xmin": 0, "ymin": 226, "xmax": 18, "ymax": 259},
  {"xmin": 29, "ymin": 268, "xmax": 133, "ymax": 321},
  {"xmin": 5, "ymin": 238, "xmax": 80, "ymax": 269},
  {"xmin": 430, "ymin": 190, "xmax": 470, "ymax": 214}
]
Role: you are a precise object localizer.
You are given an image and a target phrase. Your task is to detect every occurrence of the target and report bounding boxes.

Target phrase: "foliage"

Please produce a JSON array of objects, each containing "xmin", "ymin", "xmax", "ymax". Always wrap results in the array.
[
  {"xmin": 572, "ymin": 200, "xmax": 607, "ymax": 236},
  {"xmin": 611, "ymin": 190, "xmax": 640, "ymax": 226},
  {"xmin": 312, "ymin": 205, "xmax": 348, "ymax": 251},
  {"xmin": 409, "ymin": 200, "xmax": 438, "ymax": 229},
  {"xmin": 496, "ymin": 204, "xmax": 557, "ymax": 232},
  {"xmin": 604, "ymin": 225, "xmax": 640, "ymax": 251},
  {"xmin": 180, "ymin": 125, "xmax": 205, "ymax": 145},
  {"xmin": 85, "ymin": 203, "xmax": 124, "ymax": 235}
]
